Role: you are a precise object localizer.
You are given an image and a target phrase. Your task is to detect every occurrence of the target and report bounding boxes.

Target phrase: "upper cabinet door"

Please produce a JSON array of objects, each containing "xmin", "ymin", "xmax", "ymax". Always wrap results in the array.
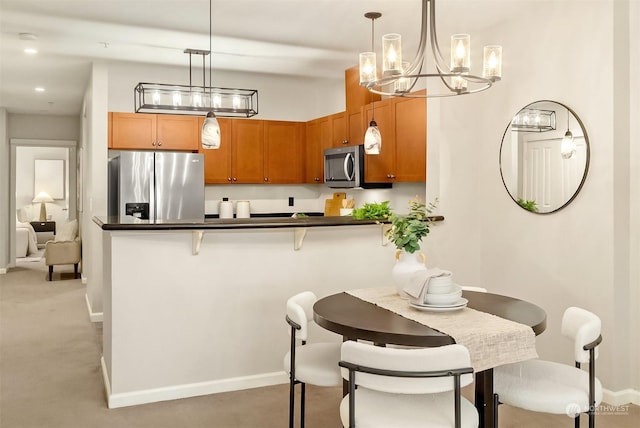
[
  {"xmin": 364, "ymin": 99, "xmax": 396, "ymax": 182},
  {"xmin": 200, "ymin": 118, "xmax": 232, "ymax": 184},
  {"xmin": 304, "ymin": 117, "xmax": 327, "ymax": 183},
  {"xmin": 232, "ymin": 119, "xmax": 264, "ymax": 183},
  {"xmin": 156, "ymin": 115, "xmax": 199, "ymax": 151},
  {"xmin": 264, "ymin": 121, "xmax": 303, "ymax": 184},
  {"xmin": 394, "ymin": 97, "xmax": 426, "ymax": 182},
  {"xmin": 330, "ymin": 112, "xmax": 350, "ymax": 147},
  {"xmin": 110, "ymin": 113, "xmax": 157, "ymax": 150}
]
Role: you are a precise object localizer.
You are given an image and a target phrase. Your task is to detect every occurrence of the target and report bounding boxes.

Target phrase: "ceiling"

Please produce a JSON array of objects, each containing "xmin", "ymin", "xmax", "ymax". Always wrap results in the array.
[{"xmin": 0, "ymin": 0, "xmax": 512, "ymax": 116}]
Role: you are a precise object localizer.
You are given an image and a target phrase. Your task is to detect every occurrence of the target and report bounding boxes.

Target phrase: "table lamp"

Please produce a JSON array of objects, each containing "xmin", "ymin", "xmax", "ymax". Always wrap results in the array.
[{"xmin": 32, "ymin": 191, "xmax": 54, "ymax": 221}]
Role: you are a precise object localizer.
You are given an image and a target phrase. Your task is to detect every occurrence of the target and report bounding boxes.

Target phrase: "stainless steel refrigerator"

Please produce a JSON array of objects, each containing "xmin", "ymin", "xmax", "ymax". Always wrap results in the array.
[{"xmin": 108, "ymin": 151, "xmax": 205, "ymax": 221}]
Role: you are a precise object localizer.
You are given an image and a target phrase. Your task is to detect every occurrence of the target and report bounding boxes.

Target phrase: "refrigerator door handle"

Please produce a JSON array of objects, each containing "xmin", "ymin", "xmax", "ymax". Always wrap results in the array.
[{"xmin": 149, "ymin": 155, "xmax": 156, "ymax": 221}]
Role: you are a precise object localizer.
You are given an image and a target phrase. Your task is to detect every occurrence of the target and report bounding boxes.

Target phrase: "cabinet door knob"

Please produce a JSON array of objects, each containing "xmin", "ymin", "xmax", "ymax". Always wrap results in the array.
[
  {"xmin": 264, "ymin": 177, "xmax": 268, "ymax": 182},
  {"xmin": 342, "ymin": 140, "xmax": 348, "ymax": 145},
  {"xmin": 157, "ymin": 141, "xmax": 162, "ymax": 146},
  {"xmin": 232, "ymin": 177, "xmax": 237, "ymax": 182},
  {"xmin": 314, "ymin": 177, "xmax": 320, "ymax": 182},
  {"xmin": 389, "ymin": 174, "xmax": 396, "ymax": 179},
  {"xmin": 152, "ymin": 141, "xmax": 156, "ymax": 146},
  {"xmin": 227, "ymin": 177, "xmax": 232, "ymax": 182}
]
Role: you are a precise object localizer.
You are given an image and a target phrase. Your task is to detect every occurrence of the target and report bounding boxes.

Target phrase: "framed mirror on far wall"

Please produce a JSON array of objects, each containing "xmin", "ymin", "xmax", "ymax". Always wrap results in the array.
[{"xmin": 499, "ymin": 100, "xmax": 590, "ymax": 214}]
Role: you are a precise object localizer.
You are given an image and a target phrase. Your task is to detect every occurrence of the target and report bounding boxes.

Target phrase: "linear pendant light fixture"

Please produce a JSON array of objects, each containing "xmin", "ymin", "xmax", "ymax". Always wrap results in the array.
[
  {"xmin": 359, "ymin": 0, "xmax": 502, "ymax": 98},
  {"xmin": 133, "ymin": 0, "xmax": 258, "ymax": 146}
]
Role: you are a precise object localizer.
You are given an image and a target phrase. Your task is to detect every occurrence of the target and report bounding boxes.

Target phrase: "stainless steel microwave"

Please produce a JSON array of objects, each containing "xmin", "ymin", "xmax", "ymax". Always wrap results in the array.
[{"xmin": 323, "ymin": 145, "xmax": 392, "ymax": 189}]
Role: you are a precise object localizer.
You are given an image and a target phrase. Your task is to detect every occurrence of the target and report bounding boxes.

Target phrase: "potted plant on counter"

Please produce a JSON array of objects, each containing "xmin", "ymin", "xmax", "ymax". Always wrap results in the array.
[{"xmin": 385, "ymin": 197, "xmax": 438, "ymax": 295}]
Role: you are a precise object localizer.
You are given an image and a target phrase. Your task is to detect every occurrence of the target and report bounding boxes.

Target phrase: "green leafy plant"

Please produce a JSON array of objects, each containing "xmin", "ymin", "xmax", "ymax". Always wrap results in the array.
[
  {"xmin": 517, "ymin": 198, "xmax": 538, "ymax": 213},
  {"xmin": 351, "ymin": 201, "xmax": 392, "ymax": 220},
  {"xmin": 384, "ymin": 197, "xmax": 438, "ymax": 254}
]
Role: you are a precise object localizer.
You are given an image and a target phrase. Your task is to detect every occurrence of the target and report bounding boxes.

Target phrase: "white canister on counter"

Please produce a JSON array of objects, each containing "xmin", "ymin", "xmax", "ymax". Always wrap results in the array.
[
  {"xmin": 219, "ymin": 201, "xmax": 234, "ymax": 219},
  {"xmin": 236, "ymin": 200, "xmax": 251, "ymax": 218}
]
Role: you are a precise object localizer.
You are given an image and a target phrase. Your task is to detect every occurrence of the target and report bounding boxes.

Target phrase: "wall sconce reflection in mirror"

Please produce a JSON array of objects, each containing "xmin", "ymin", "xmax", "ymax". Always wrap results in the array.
[
  {"xmin": 511, "ymin": 108, "xmax": 556, "ymax": 132},
  {"xmin": 500, "ymin": 100, "xmax": 590, "ymax": 214}
]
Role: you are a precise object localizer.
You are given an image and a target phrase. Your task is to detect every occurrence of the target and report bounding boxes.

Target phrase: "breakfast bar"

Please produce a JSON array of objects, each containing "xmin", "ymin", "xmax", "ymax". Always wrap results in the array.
[{"xmin": 94, "ymin": 215, "xmax": 421, "ymax": 408}]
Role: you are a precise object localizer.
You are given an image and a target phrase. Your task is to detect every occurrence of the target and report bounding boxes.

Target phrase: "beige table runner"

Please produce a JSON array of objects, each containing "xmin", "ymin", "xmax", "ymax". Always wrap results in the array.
[{"xmin": 347, "ymin": 287, "xmax": 538, "ymax": 372}]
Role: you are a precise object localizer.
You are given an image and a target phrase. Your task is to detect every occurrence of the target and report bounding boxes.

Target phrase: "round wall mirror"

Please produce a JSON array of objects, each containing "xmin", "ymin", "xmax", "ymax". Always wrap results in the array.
[{"xmin": 499, "ymin": 100, "xmax": 590, "ymax": 214}]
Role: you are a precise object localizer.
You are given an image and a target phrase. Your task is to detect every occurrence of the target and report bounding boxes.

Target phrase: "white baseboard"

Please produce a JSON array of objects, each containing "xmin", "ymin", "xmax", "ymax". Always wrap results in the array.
[
  {"xmin": 81, "ymin": 275, "xmax": 87, "ymax": 285},
  {"xmin": 0, "ymin": 268, "xmax": 6, "ymax": 274},
  {"xmin": 603, "ymin": 388, "xmax": 640, "ymax": 406},
  {"xmin": 85, "ymin": 293, "xmax": 103, "ymax": 322},
  {"xmin": 101, "ymin": 360, "xmax": 288, "ymax": 409}
]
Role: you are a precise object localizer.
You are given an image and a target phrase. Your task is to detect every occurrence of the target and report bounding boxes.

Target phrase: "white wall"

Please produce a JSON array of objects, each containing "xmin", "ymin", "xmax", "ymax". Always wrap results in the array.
[
  {"xmin": 0, "ymin": 108, "xmax": 8, "ymax": 271},
  {"xmin": 7, "ymin": 114, "xmax": 80, "ymax": 140},
  {"xmin": 107, "ymin": 60, "xmax": 345, "ymax": 121},
  {"xmin": 426, "ymin": 0, "xmax": 638, "ymax": 402},
  {"xmin": 81, "ymin": 62, "xmax": 109, "ymax": 321}
]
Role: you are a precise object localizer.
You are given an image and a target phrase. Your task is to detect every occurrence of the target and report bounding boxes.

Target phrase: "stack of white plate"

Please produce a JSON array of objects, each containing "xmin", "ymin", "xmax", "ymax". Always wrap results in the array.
[{"xmin": 409, "ymin": 273, "xmax": 468, "ymax": 312}]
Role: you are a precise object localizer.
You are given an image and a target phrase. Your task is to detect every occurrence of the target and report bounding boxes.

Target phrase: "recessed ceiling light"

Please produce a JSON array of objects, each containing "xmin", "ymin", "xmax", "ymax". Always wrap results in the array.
[
  {"xmin": 35, "ymin": 87, "xmax": 45, "ymax": 92},
  {"xmin": 24, "ymin": 48, "xmax": 38, "ymax": 55}
]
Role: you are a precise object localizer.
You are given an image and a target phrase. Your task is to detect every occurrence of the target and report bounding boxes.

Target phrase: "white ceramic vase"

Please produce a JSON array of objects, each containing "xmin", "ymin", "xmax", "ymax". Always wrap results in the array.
[{"xmin": 391, "ymin": 250, "xmax": 427, "ymax": 297}]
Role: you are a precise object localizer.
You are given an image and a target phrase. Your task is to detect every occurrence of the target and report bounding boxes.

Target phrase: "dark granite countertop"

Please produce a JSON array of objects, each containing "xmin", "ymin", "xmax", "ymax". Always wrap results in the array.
[{"xmin": 93, "ymin": 214, "xmax": 444, "ymax": 231}]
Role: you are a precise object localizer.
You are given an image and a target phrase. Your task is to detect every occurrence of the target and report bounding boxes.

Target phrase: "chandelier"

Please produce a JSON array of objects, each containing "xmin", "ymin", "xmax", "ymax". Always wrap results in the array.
[{"xmin": 359, "ymin": 0, "xmax": 502, "ymax": 98}]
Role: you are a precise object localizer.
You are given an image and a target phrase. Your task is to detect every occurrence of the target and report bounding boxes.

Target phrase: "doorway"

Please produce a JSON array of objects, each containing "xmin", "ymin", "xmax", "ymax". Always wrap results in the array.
[{"xmin": 9, "ymin": 139, "xmax": 77, "ymax": 267}]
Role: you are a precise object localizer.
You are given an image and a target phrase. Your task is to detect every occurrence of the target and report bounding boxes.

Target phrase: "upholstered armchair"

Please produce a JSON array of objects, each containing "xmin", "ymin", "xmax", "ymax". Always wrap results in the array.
[{"xmin": 44, "ymin": 220, "xmax": 81, "ymax": 281}]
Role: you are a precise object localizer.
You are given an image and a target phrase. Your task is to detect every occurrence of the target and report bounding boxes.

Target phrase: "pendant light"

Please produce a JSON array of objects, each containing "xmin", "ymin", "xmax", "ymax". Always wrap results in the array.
[
  {"xmin": 201, "ymin": 0, "xmax": 221, "ymax": 149},
  {"xmin": 560, "ymin": 108, "xmax": 576, "ymax": 159},
  {"xmin": 363, "ymin": 12, "xmax": 382, "ymax": 155}
]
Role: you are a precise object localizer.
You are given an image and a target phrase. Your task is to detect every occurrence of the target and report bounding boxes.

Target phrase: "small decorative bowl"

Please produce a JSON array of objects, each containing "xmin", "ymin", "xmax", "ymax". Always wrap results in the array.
[
  {"xmin": 426, "ymin": 274, "xmax": 454, "ymax": 294},
  {"xmin": 423, "ymin": 286, "xmax": 462, "ymax": 305}
]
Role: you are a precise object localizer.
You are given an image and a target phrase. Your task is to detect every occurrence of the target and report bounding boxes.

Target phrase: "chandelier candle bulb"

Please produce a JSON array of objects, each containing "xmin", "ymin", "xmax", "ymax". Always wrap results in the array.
[
  {"xmin": 394, "ymin": 61, "xmax": 411, "ymax": 93},
  {"xmin": 450, "ymin": 34, "xmax": 470, "ymax": 72},
  {"xmin": 382, "ymin": 33, "xmax": 402, "ymax": 75},
  {"xmin": 359, "ymin": 52, "xmax": 377, "ymax": 85},
  {"xmin": 483, "ymin": 45, "xmax": 502, "ymax": 81}
]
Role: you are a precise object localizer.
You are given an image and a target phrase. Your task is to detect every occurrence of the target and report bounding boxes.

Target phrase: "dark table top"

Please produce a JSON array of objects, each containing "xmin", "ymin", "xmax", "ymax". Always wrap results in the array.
[{"xmin": 313, "ymin": 290, "xmax": 547, "ymax": 347}]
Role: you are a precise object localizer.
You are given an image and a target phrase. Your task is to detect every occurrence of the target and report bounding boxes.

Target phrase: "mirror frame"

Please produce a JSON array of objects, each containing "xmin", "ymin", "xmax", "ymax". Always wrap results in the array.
[{"xmin": 499, "ymin": 100, "xmax": 590, "ymax": 214}]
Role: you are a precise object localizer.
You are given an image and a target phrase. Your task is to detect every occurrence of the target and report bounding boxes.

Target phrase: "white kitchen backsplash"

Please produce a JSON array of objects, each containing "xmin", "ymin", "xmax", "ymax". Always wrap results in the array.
[{"xmin": 204, "ymin": 182, "xmax": 426, "ymax": 216}]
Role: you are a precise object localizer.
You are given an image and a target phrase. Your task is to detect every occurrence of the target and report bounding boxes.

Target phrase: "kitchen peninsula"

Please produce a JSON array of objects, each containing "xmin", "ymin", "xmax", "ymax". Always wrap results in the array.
[{"xmin": 94, "ymin": 215, "xmax": 442, "ymax": 408}]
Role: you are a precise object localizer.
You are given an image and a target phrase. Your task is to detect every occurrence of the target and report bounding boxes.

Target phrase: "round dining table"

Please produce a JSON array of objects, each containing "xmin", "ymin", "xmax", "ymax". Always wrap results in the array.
[{"xmin": 313, "ymin": 290, "xmax": 547, "ymax": 428}]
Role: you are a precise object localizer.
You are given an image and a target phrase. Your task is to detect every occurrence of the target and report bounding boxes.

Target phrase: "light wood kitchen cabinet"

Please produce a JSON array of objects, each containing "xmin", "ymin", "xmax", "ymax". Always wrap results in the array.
[
  {"xmin": 264, "ymin": 121, "xmax": 304, "ymax": 183},
  {"xmin": 330, "ymin": 112, "xmax": 350, "ymax": 147},
  {"xmin": 304, "ymin": 116, "xmax": 331, "ymax": 183},
  {"xmin": 364, "ymin": 94, "xmax": 426, "ymax": 183},
  {"xmin": 232, "ymin": 119, "xmax": 265, "ymax": 183},
  {"xmin": 199, "ymin": 117, "xmax": 233, "ymax": 184},
  {"xmin": 348, "ymin": 109, "xmax": 365, "ymax": 147},
  {"xmin": 363, "ymin": 99, "xmax": 396, "ymax": 182},
  {"xmin": 393, "ymin": 96, "xmax": 426, "ymax": 182},
  {"xmin": 200, "ymin": 118, "xmax": 264, "ymax": 184},
  {"xmin": 109, "ymin": 112, "xmax": 200, "ymax": 151}
]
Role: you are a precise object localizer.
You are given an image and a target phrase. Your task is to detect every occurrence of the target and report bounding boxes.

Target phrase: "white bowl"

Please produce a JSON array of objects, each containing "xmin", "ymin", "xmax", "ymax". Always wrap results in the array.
[
  {"xmin": 423, "ymin": 286, "xmax": 462, "ymax": 305},
  {"xmin": 426, "ymin": 274, "xmax": 454, "ymax": 294}
]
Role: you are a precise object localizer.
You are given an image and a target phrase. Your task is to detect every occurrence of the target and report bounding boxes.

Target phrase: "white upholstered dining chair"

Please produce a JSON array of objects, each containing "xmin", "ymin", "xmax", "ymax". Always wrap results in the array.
[
  {"xmin": 494, "ymin": 306, "xmax": 602, "ymax": 428},
  {"xmin": 339, "ymin": 341, "xmax": 478, "ymax": 428},
  {"xmin": 284, "ymin": 291, "xmax": 341, "ymax": 428}
]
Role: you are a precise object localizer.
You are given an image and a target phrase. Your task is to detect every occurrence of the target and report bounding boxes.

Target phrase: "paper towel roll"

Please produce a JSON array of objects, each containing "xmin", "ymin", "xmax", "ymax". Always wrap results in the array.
[
  {"xmin": 219, "ymin": 201, "xmax": 234, "ymax": 219},
  {"xmin": 236, "ymin": 200, "xmax": 250, "ymax": 218}
]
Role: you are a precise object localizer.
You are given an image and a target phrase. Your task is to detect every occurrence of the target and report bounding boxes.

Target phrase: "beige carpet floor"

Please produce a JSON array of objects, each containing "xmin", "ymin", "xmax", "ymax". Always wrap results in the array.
[{"xmin": 1, "ymin": 259, "xmax": 638, "ymax": 427}]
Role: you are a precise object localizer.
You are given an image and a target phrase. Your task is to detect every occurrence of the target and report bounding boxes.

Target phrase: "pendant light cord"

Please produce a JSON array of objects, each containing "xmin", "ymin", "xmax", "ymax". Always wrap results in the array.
[
  {"xmin": 209, "ymin": 0, "xmax": 212, "ymax": 109},
  {"xmin": 370, "ymin": 15, "xmax": 375, "ymax": 122}
]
